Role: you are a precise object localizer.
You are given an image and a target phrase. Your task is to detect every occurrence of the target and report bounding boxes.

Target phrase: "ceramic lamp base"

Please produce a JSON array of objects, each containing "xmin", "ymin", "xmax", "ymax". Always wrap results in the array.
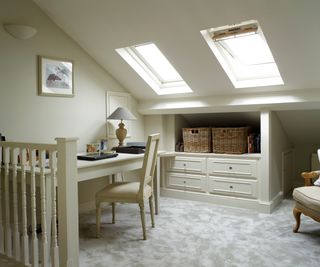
[{"xmin": 116, "ymin": 122, "xmax": 127, "ymax": 146}]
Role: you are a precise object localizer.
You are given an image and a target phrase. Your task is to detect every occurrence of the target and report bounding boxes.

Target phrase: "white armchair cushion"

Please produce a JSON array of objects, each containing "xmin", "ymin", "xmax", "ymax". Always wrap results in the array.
[{"xmin": 293, "ymin": 186, "xmax": 320, "ymax": 212}]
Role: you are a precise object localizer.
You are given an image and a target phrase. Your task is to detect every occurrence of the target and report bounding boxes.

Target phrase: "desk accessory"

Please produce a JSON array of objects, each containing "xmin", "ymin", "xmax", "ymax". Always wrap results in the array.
[
  {"xmin": 107, "ymin": 107, "xmax": 136, "ymax": 146},
  {"xmin": 115, "ymin": 146, "xmax": 145, "ymax": 154},
  {"xmin": 126, "ymin": 141, "xmax": 146, "ymax": 148},
  {"xmin": 77, "ymin": 152, "xmax": 118, "ymax": 161},
  {"xmin": 86, "ymin": 143, "xmax": 100, "ymax": 153}
]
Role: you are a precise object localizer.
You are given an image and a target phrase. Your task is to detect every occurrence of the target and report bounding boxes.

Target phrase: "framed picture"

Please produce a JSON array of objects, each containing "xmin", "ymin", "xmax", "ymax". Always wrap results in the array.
[{"xmin": 38, "ymin": 55, "xmax": 74, "ymax": 97}]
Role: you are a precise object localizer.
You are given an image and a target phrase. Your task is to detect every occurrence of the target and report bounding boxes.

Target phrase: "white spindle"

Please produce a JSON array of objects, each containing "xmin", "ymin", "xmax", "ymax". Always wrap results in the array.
[
  {"xmin": 50, "ymin": 150, "xmax": 59, "ymax": 267},
  {"xmin": 3, "ymin": 146, "xmax": 12, "ymax": 257},
  {"xmin": 0, "ymin": 140, "xmax": 71, "ymax": 266},
  {"xmin": 30, "ymin": 149, "xmax": 39, "ymax": 267},
  {"xmin": 0, "ymin": 145, "xmax": 4, "ymax": 254},
  {"xmin": 39, "ymin": 149, "xmax": 49, "ymax": 267},
  {"xmin": 20, "ymin": 148, "xmax": 29, "ymax": 265},
  {"xmin": 11, "ymin": 147, "xmax": 20, "ymax": 260}
]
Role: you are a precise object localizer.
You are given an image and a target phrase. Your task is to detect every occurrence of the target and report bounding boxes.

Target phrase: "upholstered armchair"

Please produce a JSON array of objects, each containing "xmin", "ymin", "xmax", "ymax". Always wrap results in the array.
[{"xmin": 292, "ymin": 153, "xmax": 320, "ymax": 232}]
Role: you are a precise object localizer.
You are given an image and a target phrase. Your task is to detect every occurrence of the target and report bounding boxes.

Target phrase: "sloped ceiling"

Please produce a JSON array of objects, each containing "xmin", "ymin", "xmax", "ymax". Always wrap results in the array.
[
  {"xmin": 34, "ymin": 0, "xmax": 320, "ymax": 100},
  {"xmin": 276, "ymin": 110, "xmax": 320, "ymax": 144}
]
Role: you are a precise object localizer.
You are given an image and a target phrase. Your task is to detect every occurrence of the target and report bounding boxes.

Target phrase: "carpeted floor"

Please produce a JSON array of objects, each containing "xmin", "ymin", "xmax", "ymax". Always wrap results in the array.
[{"xmin": 79, "ymin": 197, "xmax": 320, "ymax": 267}]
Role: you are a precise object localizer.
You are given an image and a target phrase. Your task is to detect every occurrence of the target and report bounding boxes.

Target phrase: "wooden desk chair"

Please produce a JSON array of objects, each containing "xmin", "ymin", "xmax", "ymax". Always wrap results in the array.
[
  {"xmin": 95, "ymin": 133, "xmax": 160, "ymax": 240},
  {"xmin": 293, "ymin": 149, "xmax": 320, "ymax": 232}
]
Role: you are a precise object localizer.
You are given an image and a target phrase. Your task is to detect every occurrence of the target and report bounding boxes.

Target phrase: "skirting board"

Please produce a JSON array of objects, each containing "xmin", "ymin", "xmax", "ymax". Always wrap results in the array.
[
  {"xmin": 161, "ymin": 188, "xmax": 282, "ymax": 214},
  {"xmin": 259, "ymin": 191, "xmax": 283, "ymax": 213}
]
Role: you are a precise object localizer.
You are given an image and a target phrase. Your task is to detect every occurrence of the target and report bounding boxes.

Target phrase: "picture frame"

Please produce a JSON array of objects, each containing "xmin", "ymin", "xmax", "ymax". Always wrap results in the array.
[{"xmin": 38, "ymin": 55, "xmax": 74, "ymax": 97}]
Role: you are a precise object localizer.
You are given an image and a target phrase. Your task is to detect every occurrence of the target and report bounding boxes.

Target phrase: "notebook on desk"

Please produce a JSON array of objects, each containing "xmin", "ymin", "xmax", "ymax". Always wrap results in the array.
[
  {"xmin": 77, "ymin": 152, "xmax": 118, "ymax": 161},
  {"xmin": 115, "ymin": 146, "xmax": 145, "ymax": 154}
]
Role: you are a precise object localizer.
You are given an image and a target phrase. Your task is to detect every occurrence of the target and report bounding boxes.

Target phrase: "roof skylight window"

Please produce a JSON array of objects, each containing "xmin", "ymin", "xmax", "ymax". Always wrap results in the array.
[
  {"xmin": 201, "ymin": 20, "xmax": 284, "ymax": 88},
  {"xmin": 116, "ymin": 43, "xmax": 192, "ymax": 95}
]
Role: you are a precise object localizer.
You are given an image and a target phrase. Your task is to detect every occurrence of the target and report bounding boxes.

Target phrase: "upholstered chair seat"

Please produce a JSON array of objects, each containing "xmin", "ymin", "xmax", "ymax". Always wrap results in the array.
[
  {"xmin": 96, "ymin": 182, "xmax": 152, "ymax": 203},
  {"xmin": 293, "ymin": 186, "xmax": 320, "ymax": 221}
]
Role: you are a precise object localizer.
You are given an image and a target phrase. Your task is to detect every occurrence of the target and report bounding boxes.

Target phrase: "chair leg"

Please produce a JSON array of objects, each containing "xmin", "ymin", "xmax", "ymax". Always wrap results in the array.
[
  {"xmin": 293, "ymin": 207, "xmax": 302, "ymax": 233},
  {"xmin": 139, "ymin": 202, "xmax": 147, "ymax": 240},
  {"xmin": 112, "ymin": 203, "xmax": 116, "ymax": 224},
  {"xmin": 96, "ymin": 202, "xmax": 101, "ymax": 238},
  {"xmin": 149, "ymin": 196, "xmax": 155, "ymax": 228}
]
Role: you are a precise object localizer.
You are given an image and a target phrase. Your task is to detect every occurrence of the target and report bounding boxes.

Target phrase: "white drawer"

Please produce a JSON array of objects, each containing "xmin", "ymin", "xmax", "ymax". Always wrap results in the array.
[
  {"xmin": 167, "ymin": 172, "xmax": 207, "ymax": 192},
  {"xmin": 208, "ymin": 176, "xmax": 257, "ymax": 198},
  {"xmin": 208, "ymin": 158, "xmax": 257, "ymax": 178},
  {"xmin": 167, "ymin": 157, "xmax": 206, "ymax": 174}
]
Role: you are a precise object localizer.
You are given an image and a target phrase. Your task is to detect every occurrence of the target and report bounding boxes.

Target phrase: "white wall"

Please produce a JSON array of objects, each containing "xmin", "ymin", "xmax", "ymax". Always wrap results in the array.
[
  {"xmin": 0, "ymin": 0, "xmax": 144, "ymax": 208},
  {"xmin": 293, "ymin": 144, "xmax": 320, "ymax": 187},
  {"xmin": 269, "ymin": 111, "xmax": 292, "ymax": 199},
  {"xmin": 144, "ymin": 115, "xmax": 166, "ymax": 150},
  {"xmin": 0, "ymin": 0, "xmax": 128, "ymax": 150}
]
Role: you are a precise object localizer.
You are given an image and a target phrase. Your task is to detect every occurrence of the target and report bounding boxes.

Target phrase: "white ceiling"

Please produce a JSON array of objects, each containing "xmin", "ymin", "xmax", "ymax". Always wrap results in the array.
[{"xmin": 34, "ymin": 0, "xmax": 320, "ymax": 100}]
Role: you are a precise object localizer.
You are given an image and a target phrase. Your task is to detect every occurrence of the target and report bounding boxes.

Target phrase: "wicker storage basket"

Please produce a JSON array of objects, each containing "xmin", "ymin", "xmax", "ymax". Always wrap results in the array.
[
  {"xmin": 212, "ymin": 127, "xmax": 249, "ymax": 154},
  {"xmin": 182, "ymin": 128, "xmax": 212, "ymax": 153}
]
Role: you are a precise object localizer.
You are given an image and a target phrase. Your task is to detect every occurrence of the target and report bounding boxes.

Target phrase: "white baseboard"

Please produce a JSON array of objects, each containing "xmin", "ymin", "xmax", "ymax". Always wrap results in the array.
[
  {"xmin": 161, "ymin": 188, "xmax": 261, "ymax": 211},
  {"xmin": 161, "ymin": 188, "xmax": 283, "ymax": 214},
  {"xmin": 258, "ymin": 191, "xmax": 283, "ymax": 213}
]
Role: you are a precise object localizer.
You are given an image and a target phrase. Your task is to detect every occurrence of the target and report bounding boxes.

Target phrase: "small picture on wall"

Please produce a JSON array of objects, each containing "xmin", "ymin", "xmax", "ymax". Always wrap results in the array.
[{"xmin": 38, "ymin": 55, "xmax": 74, "ymax": 97}]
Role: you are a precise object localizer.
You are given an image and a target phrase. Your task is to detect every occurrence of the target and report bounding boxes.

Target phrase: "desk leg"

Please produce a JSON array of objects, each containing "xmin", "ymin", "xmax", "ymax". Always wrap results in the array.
[{"xmin": 154, "ymin": 156, "xmax": 160, "ymax": 215}]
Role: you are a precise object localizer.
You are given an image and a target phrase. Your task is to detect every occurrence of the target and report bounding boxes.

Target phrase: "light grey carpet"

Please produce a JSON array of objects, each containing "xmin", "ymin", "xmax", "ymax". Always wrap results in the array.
[{"xmin": 79, "ymin": 197, "xmax": 320, "ymax": 267}]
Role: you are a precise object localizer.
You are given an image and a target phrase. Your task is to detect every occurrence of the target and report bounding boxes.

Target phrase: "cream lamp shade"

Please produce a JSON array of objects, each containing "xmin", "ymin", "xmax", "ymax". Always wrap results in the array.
[
  {"xmin": 3, "ymin": 24, "xmax": 37, "ymax": 40},
  {"xmin": 107, "ymin": 107, "xmax": 137, "ymax": 146}
]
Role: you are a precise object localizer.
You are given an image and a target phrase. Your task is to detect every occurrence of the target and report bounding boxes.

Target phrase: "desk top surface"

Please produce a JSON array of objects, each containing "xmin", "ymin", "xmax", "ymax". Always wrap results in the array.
[{"xmin": 77, "ymin": 152, "xmax": 145, "ymax": 169}]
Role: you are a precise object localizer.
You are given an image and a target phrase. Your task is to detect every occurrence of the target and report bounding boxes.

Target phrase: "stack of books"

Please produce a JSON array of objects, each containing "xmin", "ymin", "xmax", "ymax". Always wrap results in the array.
[{"xmin": 247, "ymin": 133, "xmax": 261, "ymax": 153}]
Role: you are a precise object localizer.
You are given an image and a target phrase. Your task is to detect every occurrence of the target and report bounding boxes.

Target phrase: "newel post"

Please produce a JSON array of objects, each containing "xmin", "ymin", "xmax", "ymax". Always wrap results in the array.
[{"xmin": 56, "ymin": 138, "xmax": 79, "ymax": 267}]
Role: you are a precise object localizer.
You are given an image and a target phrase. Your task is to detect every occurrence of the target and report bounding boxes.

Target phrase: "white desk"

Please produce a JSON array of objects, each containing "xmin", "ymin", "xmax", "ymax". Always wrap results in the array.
[{"xmin": 77, "ymin": 152, "xmax": 161, "ymax": 214}]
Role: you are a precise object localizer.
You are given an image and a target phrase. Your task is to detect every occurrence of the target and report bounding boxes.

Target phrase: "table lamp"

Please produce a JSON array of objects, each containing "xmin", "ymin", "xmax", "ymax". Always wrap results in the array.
[{"xmin": 107, "ymin": 107, "xmax": 137, "ymax": 146}]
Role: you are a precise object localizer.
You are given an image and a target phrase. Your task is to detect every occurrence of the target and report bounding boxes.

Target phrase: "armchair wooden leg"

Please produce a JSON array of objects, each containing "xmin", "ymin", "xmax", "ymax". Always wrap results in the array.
[
  {"xmin": 112, "ymin": 203, "xmax": 116, "ymax": 224},
  {"xmin": 149, "ymin": 196, "xmax": 155, "ymax": 228},
  {"xmin": 139, "ymin": 202, "xmax": 147, "ymax": 240},
  {"xmin": 96, "ymin": 202, "xmax": 101, "ymax": 238},
  {"xmin": 293, "ymin": 207, "xmax": 302, "ymax": 233}
]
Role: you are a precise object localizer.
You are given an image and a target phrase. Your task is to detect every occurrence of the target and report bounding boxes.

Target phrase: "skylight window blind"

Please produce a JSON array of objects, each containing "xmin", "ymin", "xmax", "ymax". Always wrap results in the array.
[{"xmin": 201, "ymin": 20, "xmax": 284, "ymax": 88}]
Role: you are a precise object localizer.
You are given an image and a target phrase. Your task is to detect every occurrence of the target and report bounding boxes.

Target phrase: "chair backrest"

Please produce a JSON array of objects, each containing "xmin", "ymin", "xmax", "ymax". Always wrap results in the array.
[{"xmin": 139, "ymin": 133, "xmax": 160, "ymax": 196}]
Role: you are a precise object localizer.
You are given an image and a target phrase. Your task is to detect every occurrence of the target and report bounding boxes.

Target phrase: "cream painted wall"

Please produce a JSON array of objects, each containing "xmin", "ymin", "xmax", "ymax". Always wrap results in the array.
[
  {"xmin": 144, "ymin": 115, "xmax": 166, "ymax": 150},
  {"xmin": 0, "ymin": 0, "xmax": 144, "ymax": 207},
  {"xmin": 293, "ymin": 144, "xmax": 320, "ymax": 187},
  {"xmin": 269, "ymin": 112, "xmax": 292, "ymax": 199},
  {"xmin": 0, "ymin": 0, "xmax": 126, "ymax": 149}
]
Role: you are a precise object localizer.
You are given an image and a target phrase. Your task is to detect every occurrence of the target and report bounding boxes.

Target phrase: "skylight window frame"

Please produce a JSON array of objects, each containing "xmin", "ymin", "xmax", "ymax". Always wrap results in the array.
[
  {"xmin": 200, "ymin": 20, "xmax": 284, "ymax": 88},
  {"xmin": 116, "ymin": 43, "xmax": 192, "ymax": 95}
]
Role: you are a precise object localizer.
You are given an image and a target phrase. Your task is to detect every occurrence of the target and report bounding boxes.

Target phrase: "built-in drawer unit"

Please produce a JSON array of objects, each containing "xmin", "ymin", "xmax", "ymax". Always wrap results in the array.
[
  {"xmin": 208, "ymin": 176, "xmax": 257, "ymax": 198},
  {"xmin": 207, "ymin": 158, "xmax": 258, "ymax": 178},
  {"xmin": 167, "ymin": 172, "xmax": 207, "ymax": 192},
  {"xmin": 167, "ymin": 156, "xmax": 206, "ymax": 174}
]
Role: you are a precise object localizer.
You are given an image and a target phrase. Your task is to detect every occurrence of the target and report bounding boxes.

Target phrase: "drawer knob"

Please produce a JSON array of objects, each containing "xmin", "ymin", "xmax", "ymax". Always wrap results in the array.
[
  {"xmin": 229, "ymin": 166, "xmax": 233, "ymax": 170},
  {"xmin": 183, "ymin": 181, "xmax": 186, "ymax": 184},
  {"xmin": 229, "ymin": 185, "xmax": 233, "ymax": 189},
  {"xmin": 183, "ymin": 163, "xmax": 186, "ymax": 167}
]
